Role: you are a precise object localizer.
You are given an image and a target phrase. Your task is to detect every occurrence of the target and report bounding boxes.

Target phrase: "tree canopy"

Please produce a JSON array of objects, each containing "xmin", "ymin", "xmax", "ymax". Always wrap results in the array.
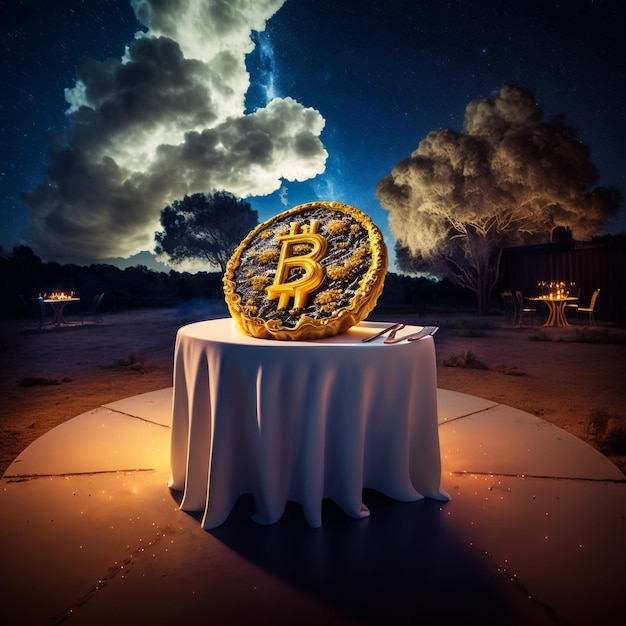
[
  {"xmin": 155, "ymin": 191, "xmax": 258, "ymax": 272},
  {"xmin": 375, "ymin": 84, "xmax": 621, "ymax": 314}
]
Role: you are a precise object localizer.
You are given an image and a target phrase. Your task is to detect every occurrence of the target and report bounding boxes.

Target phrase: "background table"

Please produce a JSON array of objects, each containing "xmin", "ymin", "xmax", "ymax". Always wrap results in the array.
[
  {"xmin": 169, "ymin": 318, "xmax": 449, "ymax": 529},
  {"xmin": 43, "ymin": 297, "xmax": 80, "ymax": 325},
  {"xmin": 531, "ymin": 296, "xmax": 578, "ymax": 326}
]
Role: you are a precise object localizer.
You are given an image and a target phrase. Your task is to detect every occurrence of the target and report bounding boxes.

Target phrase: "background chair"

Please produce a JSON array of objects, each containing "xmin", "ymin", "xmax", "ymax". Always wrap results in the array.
[
  {"xmin": 577, "ymin": 289, "xmax": 600, "ymax": 326},
  {"xmin": 564, "ymin": 287, "xmax": 581, "ymax": 322},
  {"xmin": 515, "ymin": 290, "xmax": 537, "ymax": 326},
  {"xmin": 500, "ymin": 291, "xmax": 515, "ymax": 324},
  {"xmin": 19, "ymin": 295, "xmax": 48, "ymax": 329},
  {"xmin": 81, "ymin": 293, "xmax": 104, "ymax": 324}
]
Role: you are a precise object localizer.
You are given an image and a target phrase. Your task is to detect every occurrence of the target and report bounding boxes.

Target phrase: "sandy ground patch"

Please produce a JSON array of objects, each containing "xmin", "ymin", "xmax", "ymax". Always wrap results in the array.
[{"xmin": 1, "ymin": 306, "xmax": 624, "ymax": 475}]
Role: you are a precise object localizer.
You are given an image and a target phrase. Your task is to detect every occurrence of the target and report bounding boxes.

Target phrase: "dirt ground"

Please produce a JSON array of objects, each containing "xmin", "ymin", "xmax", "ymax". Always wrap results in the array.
[{"xmin": 1, "ymin": 305, "xmax": 625, "ymax": 476}]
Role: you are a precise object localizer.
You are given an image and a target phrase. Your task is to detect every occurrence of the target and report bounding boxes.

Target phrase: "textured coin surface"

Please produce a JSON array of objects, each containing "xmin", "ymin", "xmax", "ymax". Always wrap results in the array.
[{"xmin": 223, "ymin": 201, "xmax": 388, "ymax": 340}]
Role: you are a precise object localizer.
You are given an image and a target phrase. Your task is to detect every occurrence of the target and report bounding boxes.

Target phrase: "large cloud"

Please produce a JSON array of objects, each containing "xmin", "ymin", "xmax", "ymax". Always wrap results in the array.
[{"xmin": 21, "ymin": 0, "xmax": 328, "ymax": 264}]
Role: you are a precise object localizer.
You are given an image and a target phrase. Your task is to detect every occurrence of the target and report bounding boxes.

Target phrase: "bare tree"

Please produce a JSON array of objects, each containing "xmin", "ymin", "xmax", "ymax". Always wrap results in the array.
[
  {"xmin": 376, "ymin": 85, "xmax": 621, "ymax": 314},
  {"xmin": 155, "ymin": 191, "xmax": 258, "ymax": 272}
]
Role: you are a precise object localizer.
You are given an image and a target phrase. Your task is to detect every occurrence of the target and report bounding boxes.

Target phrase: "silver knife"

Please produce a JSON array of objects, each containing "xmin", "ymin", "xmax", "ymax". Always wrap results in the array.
[{"xmin": 362, "ymin": 322, "xmax": 405, "ymax": 342}]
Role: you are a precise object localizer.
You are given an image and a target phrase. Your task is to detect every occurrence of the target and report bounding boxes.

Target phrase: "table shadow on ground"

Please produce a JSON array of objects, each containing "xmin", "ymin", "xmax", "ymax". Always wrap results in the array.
[{"xmin": 173, "ymin": 490, "xmax": 560, "ymax": 626}]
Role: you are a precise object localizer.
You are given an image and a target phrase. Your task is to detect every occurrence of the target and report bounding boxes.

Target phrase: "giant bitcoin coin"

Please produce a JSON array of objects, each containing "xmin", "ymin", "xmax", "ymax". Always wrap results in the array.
[{"xmin": 223, "ymin": 201, "xmax": 388, "ymax": 340}]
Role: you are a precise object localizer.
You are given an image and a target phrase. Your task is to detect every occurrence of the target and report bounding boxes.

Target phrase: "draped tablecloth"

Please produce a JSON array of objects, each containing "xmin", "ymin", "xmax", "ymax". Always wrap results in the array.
[{"xmin": 169, "ymin": 318, "xmax": 449, "ymax": 529}]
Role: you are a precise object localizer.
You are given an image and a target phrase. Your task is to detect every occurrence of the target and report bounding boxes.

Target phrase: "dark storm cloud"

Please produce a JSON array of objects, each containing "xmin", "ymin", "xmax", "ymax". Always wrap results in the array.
[
  {"xmin": 65, "ymin": 37, "xmax": 218, "ymax": 151},
  {"xmin": 152, "ymin": 97, "xmax": 327, "ymax": 190},
  {"xmin": 21, "ymin": 0, "xmax": 327, "ymax": 264}
]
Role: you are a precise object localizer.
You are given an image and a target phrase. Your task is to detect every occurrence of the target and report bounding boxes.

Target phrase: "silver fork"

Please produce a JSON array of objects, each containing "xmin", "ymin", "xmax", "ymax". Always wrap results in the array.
[{"xmin": 407, "ymin": 326, "xmax": 439, "ymax": 341}]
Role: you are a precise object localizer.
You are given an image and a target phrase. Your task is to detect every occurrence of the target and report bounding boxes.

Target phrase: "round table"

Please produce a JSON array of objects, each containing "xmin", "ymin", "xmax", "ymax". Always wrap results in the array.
[
  {"xmin": 169, "ymin": 318, "xmax": 449, "ymax": 529},
  {"xmin": 43, "ymin": 297, "xmax": 80, "ymax": 325},
  {"xmin": 531, "ymin": 296, "xmax": 578, "ymax": 327}
]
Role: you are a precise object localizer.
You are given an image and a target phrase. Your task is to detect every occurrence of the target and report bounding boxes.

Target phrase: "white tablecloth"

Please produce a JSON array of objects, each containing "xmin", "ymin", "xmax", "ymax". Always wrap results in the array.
[{"xmin": 169, "ymin": 318, "xmax": 449, "ymax": 529}]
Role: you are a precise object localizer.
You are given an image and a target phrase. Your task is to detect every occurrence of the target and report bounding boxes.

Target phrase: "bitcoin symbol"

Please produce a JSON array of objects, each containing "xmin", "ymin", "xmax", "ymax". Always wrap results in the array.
[{"xmin": 266, "ymin": 220, "xmax": 328, "ymax": 309}]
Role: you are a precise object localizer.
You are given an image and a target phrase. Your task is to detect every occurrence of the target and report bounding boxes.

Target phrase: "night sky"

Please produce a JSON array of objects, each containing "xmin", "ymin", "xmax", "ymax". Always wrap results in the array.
[{"xmin": 1, "ymin": 0, "xmax": 624, "ymax": 271}]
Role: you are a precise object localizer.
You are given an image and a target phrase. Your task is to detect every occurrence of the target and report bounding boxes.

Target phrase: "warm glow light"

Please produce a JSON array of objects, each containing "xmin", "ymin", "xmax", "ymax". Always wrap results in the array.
[
  {"xmin": 43, "ymin": 291, "xmax": 75, "ymax": 300},
  {"xmin": 536, "ymin": 280, "xmax": 573, "ymax": 299}
]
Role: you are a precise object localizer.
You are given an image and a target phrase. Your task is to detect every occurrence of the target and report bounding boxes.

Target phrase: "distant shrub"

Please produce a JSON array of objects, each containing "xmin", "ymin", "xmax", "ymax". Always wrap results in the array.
[
  {"xmin": 111, "ymin": 351, "xmax": 149, "ymax": 373},
  {"xmin": 442, "ymin": 350, "xmax": 488, "ymax": 369},
  {"xmin": 529, "ymin": 330, "xmax": 552, "ymax": 342},
  {"xmin": 558, "ymin": 328, "xmax": 626, "ymax": 344},
  {"xmin": 586, "ymin": 409, "xmax": 626, "ymax": 455}
]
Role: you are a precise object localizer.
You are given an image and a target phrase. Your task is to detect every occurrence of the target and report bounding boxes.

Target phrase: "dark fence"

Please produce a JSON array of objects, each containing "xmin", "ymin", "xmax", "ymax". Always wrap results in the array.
[{"xmin": 500, "ymin": 237, "xmax": 626, "ymax": 326}]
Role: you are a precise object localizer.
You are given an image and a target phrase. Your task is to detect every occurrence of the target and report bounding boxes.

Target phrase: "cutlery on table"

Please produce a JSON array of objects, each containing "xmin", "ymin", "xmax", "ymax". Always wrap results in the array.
[
  {"xmin": 384, "ymin": 325, "xmax": 439, "ymax": 344},
  {"xmin": 361, "ymin": 322, "xmax": 405, "ymax": 343},
  {"xmin": 407, "ymin": 326, "xmax": 439, "ymax": 341}
]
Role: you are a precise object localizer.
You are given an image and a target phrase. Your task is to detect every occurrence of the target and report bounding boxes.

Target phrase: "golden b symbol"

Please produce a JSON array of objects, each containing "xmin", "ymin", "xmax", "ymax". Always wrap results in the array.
[{"xmin": 266, "ymin": 220, "xmax": 328, "ymax": 309}]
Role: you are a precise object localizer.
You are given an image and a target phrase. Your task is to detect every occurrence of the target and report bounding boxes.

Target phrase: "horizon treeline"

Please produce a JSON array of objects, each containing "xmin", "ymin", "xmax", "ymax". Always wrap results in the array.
[{"xmin": 1, "ymin": 245, "xmax": 477, "ymax": 320}]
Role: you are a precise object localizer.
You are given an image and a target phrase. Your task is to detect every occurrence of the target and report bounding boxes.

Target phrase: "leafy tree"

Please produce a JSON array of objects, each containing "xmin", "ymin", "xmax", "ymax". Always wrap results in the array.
[
  {"xmin": 155, "ymin": 191, "xmax": 258, "ymax": 272},
  {"xmin": 376, "ymin": 84, "xmax": 621, "ymax": 315}
]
